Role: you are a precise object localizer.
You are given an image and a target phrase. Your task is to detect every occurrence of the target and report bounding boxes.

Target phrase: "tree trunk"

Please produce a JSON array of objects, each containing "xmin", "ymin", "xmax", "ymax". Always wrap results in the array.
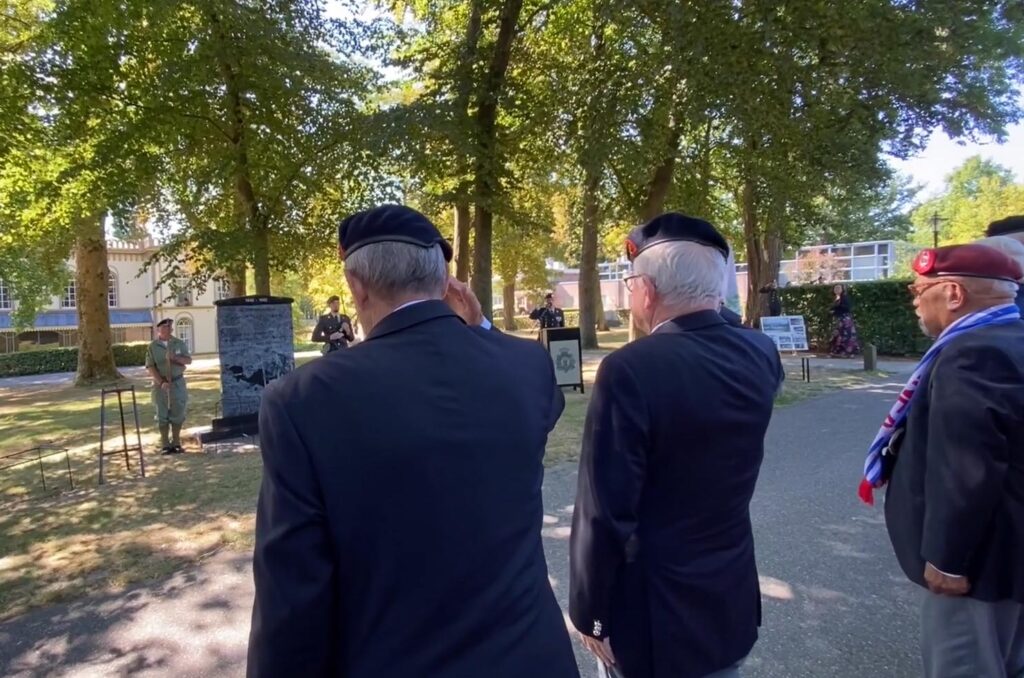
[
  {"xmin": 212, "ymin": 11, "xmax": 268, "ymax": 296},
  {"xmin": 741, "ymin": 176, "xmax": 778, "ymax": 327},
  {"xmin": 595, "ymin": 281, "xmax": 608, "ymax": 332},
  {"xmin": 74, "ymin": 214, "xmax": 121, "ymax": 385},
  {"xmin": 579, "ymin": 170, "xmax": 601, "ymax": 350},
  {"xmin": 453, "ymin": 201, "xmax": 472, "ymax": 282},
  {"xmin": 469, "ymin": 0, "xmax": 525, "ymax": 320},
  {"xmin": 629, "ymin": 131, "xmax": 682, "ymax": 342},
  {"xmin": 470, "ymin": 207, "xmax": 493, "ymax": 317},
  {"xmin": 252, "ymin": 225, "xmax": 271, "ymax": 296},
  {"xmin": 502, "ymin": 282, "xmax": 517, "ymax": 331},
  {"xmin": 229, "ymin": 263, "xmax": 246, "ymax": 297}
]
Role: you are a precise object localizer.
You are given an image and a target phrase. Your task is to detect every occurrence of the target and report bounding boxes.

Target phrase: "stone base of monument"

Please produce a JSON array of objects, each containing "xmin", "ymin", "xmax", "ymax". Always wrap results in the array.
[{"xmin": 198, "ymin": 414, "xmax": 259, "ymax": 444}]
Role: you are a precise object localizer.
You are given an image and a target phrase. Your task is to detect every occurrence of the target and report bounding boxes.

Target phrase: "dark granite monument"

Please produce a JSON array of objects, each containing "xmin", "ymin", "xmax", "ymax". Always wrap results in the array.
[{"xmin": 201, "ymin": 295, "xmax": 295, "ymax": 443}]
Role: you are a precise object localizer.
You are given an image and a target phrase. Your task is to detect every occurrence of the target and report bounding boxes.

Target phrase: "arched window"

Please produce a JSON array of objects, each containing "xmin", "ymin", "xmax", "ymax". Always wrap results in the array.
[
  {"xmin": 174, "ymin": 315, "xmax": 194, "ymax": 353},
  {"xmin": 107, "ymin": 270, "xmax": 118, "ymax": 308}
]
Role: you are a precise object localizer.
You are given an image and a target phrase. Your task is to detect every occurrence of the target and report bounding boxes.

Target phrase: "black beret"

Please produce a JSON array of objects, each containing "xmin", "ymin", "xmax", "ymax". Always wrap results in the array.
[
  {"xmin": 338, "ymin": 204, "xmax": 453, "ymax": 262},
  {"xmin": 156, "ymin": 318, "xmax": 173, "ymax": 328},
  {"xmin": 326, "ymin": 295, "xmax": 340, "ymax": 304},
  {"xmin": 625, "ymin": 212, "xmax": 730, "ymax": 261},
  {"xmin": 985, "ymin": 215, "xmax": 1024, "ymax": 237}
]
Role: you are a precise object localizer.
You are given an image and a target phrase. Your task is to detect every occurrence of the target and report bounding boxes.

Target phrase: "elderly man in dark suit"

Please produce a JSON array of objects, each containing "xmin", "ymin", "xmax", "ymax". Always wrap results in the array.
[
  {"xmin": 569, "ymin": 213, "xmax": 784, "ymax": 678},
  {"xmin": 247, "ymin": 204, "xmax": 579, "ymax": 678},
  {"xmin": 864, "ymin": 243, "xmax": 1024, "ymax": 678}
]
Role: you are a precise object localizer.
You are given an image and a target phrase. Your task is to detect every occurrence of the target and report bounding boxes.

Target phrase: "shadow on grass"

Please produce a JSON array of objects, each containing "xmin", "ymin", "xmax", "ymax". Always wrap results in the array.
[{"xmin": 0, "ymin": 450, "xmax": 262, "ymax": 623}]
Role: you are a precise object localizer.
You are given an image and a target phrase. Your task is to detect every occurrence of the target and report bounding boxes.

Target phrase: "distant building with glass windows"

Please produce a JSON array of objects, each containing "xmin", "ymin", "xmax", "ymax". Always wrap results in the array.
[
  {"xmin": 0, "ymin": 237, "xmax": 233, "ymax": 355},
  {"xmin": 493, "ymin": 239, "xmax": 905, "ymax": 316}
]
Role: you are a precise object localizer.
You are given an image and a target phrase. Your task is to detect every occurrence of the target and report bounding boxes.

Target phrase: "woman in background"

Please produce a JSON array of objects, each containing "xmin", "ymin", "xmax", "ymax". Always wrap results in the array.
[{"xmin": 829, "ymin": 284, "xmax": 860, "ymax": 357}]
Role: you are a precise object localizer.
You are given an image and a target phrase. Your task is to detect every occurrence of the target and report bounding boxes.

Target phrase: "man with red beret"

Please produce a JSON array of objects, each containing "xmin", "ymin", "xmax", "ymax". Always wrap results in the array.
[{"xmin": 860, "ymin": 243, "xmax": 1024, "ymax": 677}]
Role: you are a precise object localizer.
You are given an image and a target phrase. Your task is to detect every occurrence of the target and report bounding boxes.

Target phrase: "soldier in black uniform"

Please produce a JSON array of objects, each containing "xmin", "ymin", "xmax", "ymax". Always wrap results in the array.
[
  {"xmin": 310, "ymin": 295, "xmax": 354, "ymax": 353},
  {"xmin": 529, "ymin": 292, "xmax": 565, "ymax": 339}
]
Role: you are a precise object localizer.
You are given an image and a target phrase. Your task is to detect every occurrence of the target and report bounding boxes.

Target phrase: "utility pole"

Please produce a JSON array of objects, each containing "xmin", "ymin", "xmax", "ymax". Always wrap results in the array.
[{"xmin": 930, "ymin": 213, "xmax": 946, "ymax": 249}]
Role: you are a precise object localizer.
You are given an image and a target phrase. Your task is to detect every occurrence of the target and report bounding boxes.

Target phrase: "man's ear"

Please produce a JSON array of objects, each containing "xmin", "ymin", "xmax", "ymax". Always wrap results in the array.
[
  {"xmin": 643, "ymin": 275, "xmax": 658, "ymax": 312},
  {"xmin": 947, "ymin": 281, "xmax": 968, "ymax": 310},
  {"xmin": 345, "ymin": 272, "xmax": 368, "ymax": 306}
]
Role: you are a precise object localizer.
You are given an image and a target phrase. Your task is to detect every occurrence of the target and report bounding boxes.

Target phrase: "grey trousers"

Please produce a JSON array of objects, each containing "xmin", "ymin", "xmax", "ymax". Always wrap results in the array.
[{"xmin": 921, "ymin": 590, "xmax": 1024, "ymax": 678}]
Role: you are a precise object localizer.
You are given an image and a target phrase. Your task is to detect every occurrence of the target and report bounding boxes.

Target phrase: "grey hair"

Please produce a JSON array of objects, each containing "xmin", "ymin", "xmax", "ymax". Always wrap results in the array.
[
  {"xmin": 633, "ymin": 240, "xmax": 726, "ymax": 307},
  {"xmin": 975, "ymin": 236, "xmax": 1024, "ymax": 278},
  {"xmin": 957, "ymin": 276, "xmax": 1020, "ymax": 299},
  {"xmin": 344, "ymin": 242, "xmax": 448, "ymax": 299}
]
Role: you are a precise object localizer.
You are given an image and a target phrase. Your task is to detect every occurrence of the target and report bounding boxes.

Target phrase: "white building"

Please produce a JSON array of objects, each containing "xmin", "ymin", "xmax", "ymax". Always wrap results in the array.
[{"xmin": 0, "ymin": 238, "xmax": 230, "ymax": 355}]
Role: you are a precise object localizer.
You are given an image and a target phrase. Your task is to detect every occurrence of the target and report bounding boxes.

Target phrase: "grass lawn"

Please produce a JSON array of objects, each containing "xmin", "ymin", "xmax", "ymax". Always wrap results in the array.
[{"xmin": 0, "ymin": 335, "xmax": 887, "ymax": 622}]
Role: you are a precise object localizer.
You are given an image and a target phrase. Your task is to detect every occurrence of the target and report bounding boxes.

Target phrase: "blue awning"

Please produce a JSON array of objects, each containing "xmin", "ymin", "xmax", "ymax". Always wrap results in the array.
[{"xmin": 0, "ymin": 309, "xmax": 153, "ymax": 330}]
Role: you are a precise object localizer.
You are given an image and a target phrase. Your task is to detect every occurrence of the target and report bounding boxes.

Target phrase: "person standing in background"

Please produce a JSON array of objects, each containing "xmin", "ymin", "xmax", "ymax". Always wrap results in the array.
[
  {"xmin": 829, "ymin": 284, "xmax": 860, "ymax": 357},
  {"xmin": 145, "ymin": 318, "xmax": 191, "ymax": 455},
  {"xmin": 529, "ymin": 292, "xmax": 565, "ymax": 339},
  {"xmin": 311, "ymin": 294, "xmax": 354, "ymax": 353}
]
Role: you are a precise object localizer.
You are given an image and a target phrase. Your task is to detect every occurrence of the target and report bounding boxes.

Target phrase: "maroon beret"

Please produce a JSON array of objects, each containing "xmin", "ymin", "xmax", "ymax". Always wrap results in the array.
[{"xmin": 912, "ymin": 244, "xmax": 1023, "ymax": 283}]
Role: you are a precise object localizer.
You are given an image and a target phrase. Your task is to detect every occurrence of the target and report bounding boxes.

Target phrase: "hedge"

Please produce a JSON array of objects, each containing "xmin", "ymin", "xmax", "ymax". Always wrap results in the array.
[
  {"xmin": 0, "ymin": 342, "xmax": 151, "ymax": 378},
  {"xmin": 778, "ymin": 280, "xmax": 931, "ymax": 356}
]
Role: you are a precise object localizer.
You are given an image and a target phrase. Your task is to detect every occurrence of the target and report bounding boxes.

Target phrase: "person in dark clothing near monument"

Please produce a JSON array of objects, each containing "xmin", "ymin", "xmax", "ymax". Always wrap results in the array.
[
  {"xmin": 829, "ymin": 284, "xmax": 860, "ymax": 357},
  {"xmin": 860, "ymin": 243, "xmax": 1024, "ymax": 678},
  {"xmin": 529, "ymin": 292, "xmax": 565, "ymax": 338},
  {"xmin": 311, "ymin": 294, "xmax": 354, "ymax": 353},
  {"xmin": 759, "ymin": 281, "xmax": 783, "ymax": 316},
  {"xmin": 248, "ymin": 204, "xmax": 578, "ymax": 678},
  {"xmin": 985, "ymin": 215, "xmax": 1024, "ymax": 312}
]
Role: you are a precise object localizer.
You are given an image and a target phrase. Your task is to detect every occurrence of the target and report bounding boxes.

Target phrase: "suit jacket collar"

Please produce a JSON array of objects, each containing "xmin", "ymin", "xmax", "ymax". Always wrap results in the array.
[
  {"xmin": 366, "ymin": 299, "xmax": 461, "ymax": 341},
  {"xmin": 653, "ymin": 309, "xmax": 727, "ymax": 335}
]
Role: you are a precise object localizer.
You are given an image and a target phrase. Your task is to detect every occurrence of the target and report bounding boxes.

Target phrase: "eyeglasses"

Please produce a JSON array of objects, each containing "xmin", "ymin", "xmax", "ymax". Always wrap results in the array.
[
  {"xmin": 907, "ymin": 280, "xmax": 955, "ymax": 298},
  {"xmin": 624, "ymin": 274, "xmax": 642, "ymax": 292}
]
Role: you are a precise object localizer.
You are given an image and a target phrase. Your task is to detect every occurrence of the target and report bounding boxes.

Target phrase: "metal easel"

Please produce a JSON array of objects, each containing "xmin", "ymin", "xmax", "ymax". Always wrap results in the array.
[{"xmin": 98, "ymin": 385, "xmax": 145, "ymax": 485}]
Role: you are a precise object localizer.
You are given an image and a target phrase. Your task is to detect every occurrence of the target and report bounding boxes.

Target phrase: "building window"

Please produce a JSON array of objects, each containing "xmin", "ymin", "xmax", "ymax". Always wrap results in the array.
[
  {"xmin": 61, "ymin": 280, "xmax": 77, "ymax": 308},
  {"xmin": 214, "ymin": 277, "xmax": 232, "ymax": 301},
  {"xmin": 107, "ymin": 271, "xmax": 118, "ymax": 308},
  {"xmin": 0, "ymin": 279, "xmax": 11, "ymax": 310},
  {"xmin": 175, "ymin": 315, "xmax": 194, "ymax": 353},
  {"xmin": 174, "ymin": 277, "xmax": 192, "ymax": 307}
]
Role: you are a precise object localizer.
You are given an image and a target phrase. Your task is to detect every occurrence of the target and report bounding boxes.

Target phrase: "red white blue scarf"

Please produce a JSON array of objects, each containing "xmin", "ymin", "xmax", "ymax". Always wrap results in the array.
[{"xmin": 859, "ymin": 302, "xmax": 1021, "ymax": 505}]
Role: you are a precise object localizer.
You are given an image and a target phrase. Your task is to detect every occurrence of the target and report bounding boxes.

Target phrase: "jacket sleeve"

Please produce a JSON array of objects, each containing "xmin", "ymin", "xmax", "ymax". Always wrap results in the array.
[
  {"xmin": 528, "ymin": 307, "xmax": 543, "ymax": 321},
  {"xmin": 310, "ymin": 316, "xmax": 327, "ymax": 343},
  {"xmin": 921, "ymin": 346, "xmax": 1011, "ymax": 576},
  {"xmin": 569, "ymin": 356, "xmax": 648, "ymax": 639},
  {"xmin": 248, "ymin": 387, "xmax": 337, "ymax": 676}
]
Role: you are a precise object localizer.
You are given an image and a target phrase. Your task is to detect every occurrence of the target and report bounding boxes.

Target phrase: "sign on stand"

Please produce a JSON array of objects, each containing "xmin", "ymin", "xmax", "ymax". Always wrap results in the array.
[
  {"xmin": 759, "ymin": 315, "xmax": 809, "ymax": 352},
  {"xmin": 541, "ymin": 327, "xmax": 584, "ymax": 393}
]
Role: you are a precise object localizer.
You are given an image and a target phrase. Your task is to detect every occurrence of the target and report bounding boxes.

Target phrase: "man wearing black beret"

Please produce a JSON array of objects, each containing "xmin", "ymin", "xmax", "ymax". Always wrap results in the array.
[
  {"xmin": 569, "ymin": 212, "xmax": 783, "ymax": 677},
  {"xmin": 985, "ymin": 215, "xmax": 1024, "ymax": 312},
  {"xmin": 247, "ymin": 204, "xmax": 578, "ymax": 678},
  {"xmin": 865, "ymin": 243, "xmax": 1024, "ymax": 678}
]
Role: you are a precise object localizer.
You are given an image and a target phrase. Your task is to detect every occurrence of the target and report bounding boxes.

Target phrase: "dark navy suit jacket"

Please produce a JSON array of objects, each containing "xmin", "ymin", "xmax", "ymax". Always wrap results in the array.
[
  {"xmin": 569, "ymin": 310, "xmax": 783, "ymax": 678},
  {"xmin": 248, "ymin": 300, "xmax": 579, "ymax": 678},
  {"xmin": 885, "ymin": 320, "xmax": 1024, "ymax": 604}
]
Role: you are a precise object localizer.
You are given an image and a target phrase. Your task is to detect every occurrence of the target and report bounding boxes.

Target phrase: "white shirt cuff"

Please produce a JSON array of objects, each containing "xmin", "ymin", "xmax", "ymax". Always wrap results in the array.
[
  {"xmin": 480, "ymin": 317, "xmax": 492, "ymax": 330},
  {"xmin": 931, "ymin": 564, "xmax": 964, "ymax": 578}
]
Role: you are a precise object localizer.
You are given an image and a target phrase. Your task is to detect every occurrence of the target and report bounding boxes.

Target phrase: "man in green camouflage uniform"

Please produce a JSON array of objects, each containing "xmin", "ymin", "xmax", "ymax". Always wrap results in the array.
[{"xmin": 145, "ymin": 318, "xmax": 192, "ymax": 454}]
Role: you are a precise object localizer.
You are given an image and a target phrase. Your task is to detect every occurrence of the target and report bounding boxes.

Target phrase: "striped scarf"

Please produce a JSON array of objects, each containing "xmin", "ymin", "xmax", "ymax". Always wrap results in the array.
[{"xmin": 858, "ymin": 303, "xmax": 1022, "ymax": 505}]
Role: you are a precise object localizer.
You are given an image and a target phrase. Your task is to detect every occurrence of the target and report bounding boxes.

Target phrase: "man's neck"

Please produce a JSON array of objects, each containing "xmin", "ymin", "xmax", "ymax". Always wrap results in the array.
[{"xmin": 648, "ymin": 303, "xmax": 718, "ymax": 331}]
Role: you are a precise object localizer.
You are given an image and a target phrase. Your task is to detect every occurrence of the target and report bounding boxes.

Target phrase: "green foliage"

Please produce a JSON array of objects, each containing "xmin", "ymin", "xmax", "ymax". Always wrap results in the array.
[
  {"xmin": 910, "ymin": 156, "xmax": 1024, "ymax": 246},
  {"xmin": 0, "ymin": 343, "xmax": 149, "ymax": 378},
  {"xmin": 778, "ymin": 281, "xmax": 931, "ymax": 356}
]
